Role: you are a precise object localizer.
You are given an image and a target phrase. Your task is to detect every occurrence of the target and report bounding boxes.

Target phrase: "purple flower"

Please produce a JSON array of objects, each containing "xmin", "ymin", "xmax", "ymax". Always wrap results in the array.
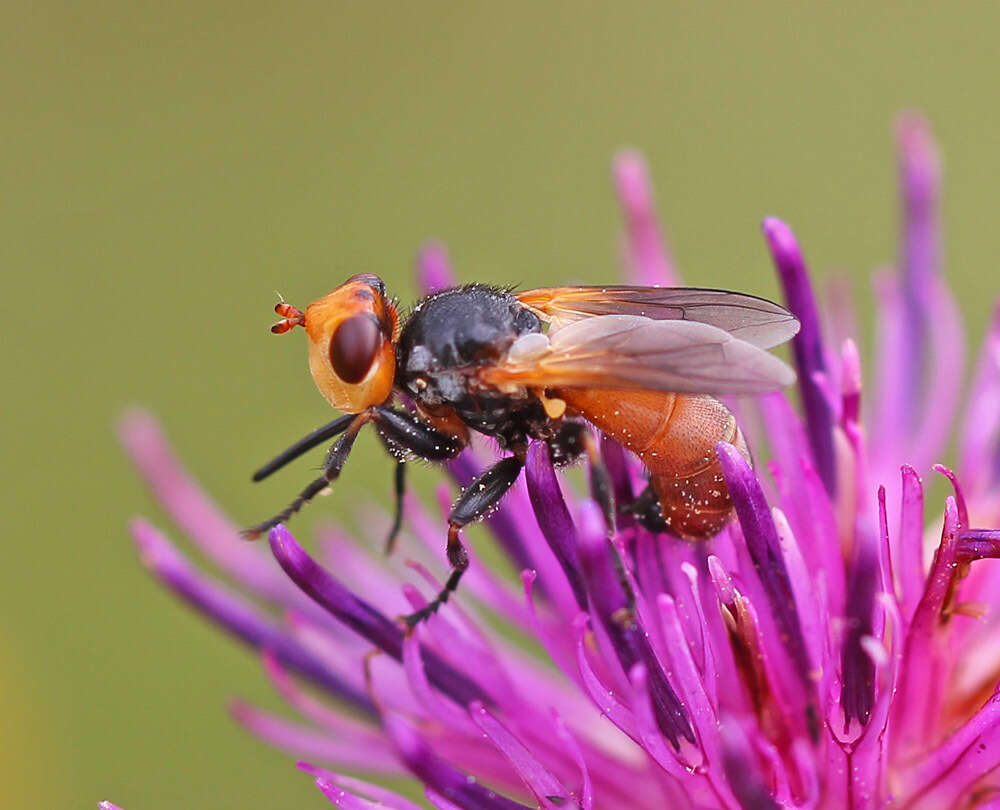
[{"xmin": 119, "ymin": 114, "xmax": 1000, "ymax": 809}]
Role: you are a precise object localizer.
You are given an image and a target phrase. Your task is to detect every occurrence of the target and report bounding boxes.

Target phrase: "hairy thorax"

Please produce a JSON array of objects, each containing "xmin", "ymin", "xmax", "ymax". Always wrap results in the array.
[{"xmin": 396, "ymin": 285, "xmax": 549, "ymax": 446}]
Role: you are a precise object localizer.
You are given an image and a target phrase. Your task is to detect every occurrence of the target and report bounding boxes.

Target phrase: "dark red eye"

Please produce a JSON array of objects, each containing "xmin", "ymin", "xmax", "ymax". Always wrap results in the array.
[
  {"xmin": 346, "ymin": 273, "xmax": 386, "ymax": 297},
  {"xmin": 329, "ymin": 315, "xmax": 383, "ymax": 384}
]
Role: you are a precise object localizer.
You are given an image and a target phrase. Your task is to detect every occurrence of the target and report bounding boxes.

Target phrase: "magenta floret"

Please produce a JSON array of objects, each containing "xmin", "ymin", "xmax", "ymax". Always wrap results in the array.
[{"xmin": 122, "ymin": 115, "xmax": 1000, "ymax": 808}]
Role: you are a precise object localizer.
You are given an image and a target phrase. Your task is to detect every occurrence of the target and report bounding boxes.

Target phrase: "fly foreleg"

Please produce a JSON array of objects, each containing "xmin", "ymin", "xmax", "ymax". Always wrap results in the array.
[
  {"xmin": 242, "ymin": 411, "xmax": 370, "ymax": 540},
  {"xmin": 250, "ymin": 413, "xmax": 357, "ymax": 483}
]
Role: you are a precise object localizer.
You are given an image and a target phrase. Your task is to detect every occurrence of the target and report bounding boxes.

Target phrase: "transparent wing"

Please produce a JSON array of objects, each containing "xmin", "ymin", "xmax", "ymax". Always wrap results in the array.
[
  {"xmin": 516, "ymin": 285, "xmax": 799, "ymax": 349},
  {"xmin": 483, "ymin": 314, "xmax": 796, "ymax": 395}
]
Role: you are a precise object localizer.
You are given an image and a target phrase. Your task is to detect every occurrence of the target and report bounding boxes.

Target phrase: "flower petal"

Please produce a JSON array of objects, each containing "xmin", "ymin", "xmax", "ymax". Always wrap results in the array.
[
  {"xmin": 613, "ymin": 150, "xmax": 678, "ymax": 286},
  {"xmin": 839, "ymin": 520, "xmax": 880, "ymax": 729},
  {"xmin": 716, "ymin": 443, "xmax": 815, "ymax": 707},
  {"xmin": 384, "ymin": 713, "xmax": 535, "ymax": 810},
  {"xmin": 261, "ymin": 650, "xmax": 381, "ymax": 740},
  {"xmin": 133, "ymin": 518, "xmax": 372, "ymax": 710},
  {"xmin": 551, "ymin": 711, "xmax": 594, "ymax": 810},
  {"xmin": 120, "ymin": 410, "xmax": 290, "ymax": 602},
  {"xmin": 268, "ymin": 524, "xmax": 487, "ymax": 707},
  {"xmin": 891, "ymin": 497, "xmax": 961, "ymax": 763},
  {"xmin": 885, "ymin": 115, "xmax": 965, "ymax": 471},
  {"xmin": 525, "ymin": 441, "xmax": 589, "ymax": 610},
  {"xmin": 577, "ymin": 502, "xmax": 694, "ymax": 748},
  {"xmin": 960, "ymin": 301, "xmax": 1000, "ymax": 493},
  {"xmin": 719, "ymin": 719, "xmax": 781, "ymax": 810},
  {"xmin": 897, "ymin": 464, "xmax": 926, "ymax": 622},
  {"xmin": 417, "ymin": 242, "xmax": 458, "ymax": 294},
  {"xmin": 761, "ymin": 218, "xmax": 836, "ymax": 496},
  {"xmin": 298, "ymin": 763, "xmax": 426, "ymax": 810},
  {"xmin": 314, "ymin": 779, "xmax": 395, "ymax": 810},
  {"xmin": 425, "ymin": 790, "xmax": 468, "ymax": 810},
  {"xmin": 902, "ymin": 682, "xmax": 1000, "ymax": 808},
  {"xmin": 469, "ymin": 701, "xmax": 579, "ymax": 810},
  {"xmin": 231, "ymin": 700, "xmax": 402, "ymax": 772}
]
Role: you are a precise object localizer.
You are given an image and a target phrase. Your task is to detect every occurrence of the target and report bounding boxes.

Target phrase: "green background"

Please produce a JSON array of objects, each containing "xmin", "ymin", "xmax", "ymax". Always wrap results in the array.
[{"xmin": 4, "ymin": 2, "xmax": 998, "ymax": 807}]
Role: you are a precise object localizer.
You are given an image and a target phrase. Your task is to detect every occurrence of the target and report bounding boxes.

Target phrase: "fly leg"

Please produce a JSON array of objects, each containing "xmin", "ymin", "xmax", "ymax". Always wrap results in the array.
[
  {"xmin": 245, "ymin": 405, "xmax": 463, "ymax": 544},
  {"xmin": 621, "ymin": 482, "xmax": 670, "ymax": 533},
  {"xmin": 371, "ymin": 406, "xmax": 466, "ymax": 556},
  {"xmin": 250, "ymin": 413, "xmax": 357, "ymax": 483},
  {"xmin": 403, "ymin": 454, "xmax": 525, "ymax": 629},
  {"xmin": 580, "ymin": 431, "xmax": 615, "ymax": 533},
  {"xmin": 548, "ymin": 422, "xmax": 615, "ymax": 532},
  {"xmin": 243, "ymin": 411, "xmax": 371, "ymax": 539},
  {"xmin": 382, "ymin": 461, "xmax": 407, "ymax": 556},
  {"xmin": 548, "ymin": 423, "xmax": 630, "ymax": 606}
]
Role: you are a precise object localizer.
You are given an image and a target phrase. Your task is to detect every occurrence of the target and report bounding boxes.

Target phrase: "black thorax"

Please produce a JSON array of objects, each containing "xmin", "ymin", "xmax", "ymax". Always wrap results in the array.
[{"xmin": 395, "ymin": 285, "xmax": 549, "ymax": 448}]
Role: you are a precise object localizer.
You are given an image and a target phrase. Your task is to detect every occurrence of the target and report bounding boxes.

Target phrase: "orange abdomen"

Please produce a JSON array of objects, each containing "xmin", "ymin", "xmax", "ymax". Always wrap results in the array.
[{"xmin": 557, "ymin": 389, "xmax": 749, "ymax": 539}]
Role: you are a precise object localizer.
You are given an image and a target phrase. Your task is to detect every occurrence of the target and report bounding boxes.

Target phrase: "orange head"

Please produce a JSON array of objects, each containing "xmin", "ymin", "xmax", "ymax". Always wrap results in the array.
[{"xmin": 271, "ymin": 274, "xmax": 399, "ymax": 413}]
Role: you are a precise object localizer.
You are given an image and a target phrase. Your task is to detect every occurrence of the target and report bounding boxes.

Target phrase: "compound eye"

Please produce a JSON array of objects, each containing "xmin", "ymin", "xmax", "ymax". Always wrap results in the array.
[
  {"xmin": 329, "ymin": 315, "xmax": 383, "ymax": 384},
  {"xmin": 346, "ymin": 273, "xmax": 386, "ymax": 297}
]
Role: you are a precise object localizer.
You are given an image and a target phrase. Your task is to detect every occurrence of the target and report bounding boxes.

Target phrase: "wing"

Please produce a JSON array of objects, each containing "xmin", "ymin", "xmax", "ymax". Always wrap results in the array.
[
  {"xmin": 516, "ymin": 285, "xmax": 799, "ymax": 349},
  {"xmin": 482, "ymin": 314, "xmax": 796, "ymax": 396}
]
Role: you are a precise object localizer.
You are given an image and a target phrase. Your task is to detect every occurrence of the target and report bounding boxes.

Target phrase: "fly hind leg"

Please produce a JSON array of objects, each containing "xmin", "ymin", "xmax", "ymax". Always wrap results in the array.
[
  {"xmin": 621, "ymin": 482, "xmax": 670, "ymax": 533},
  {"xmin": 403, "ymin": 454, "xmax": 525, "ymax": 629},
  {"xmin": 548, "ymin": 422, "xmax": 615, "ymax": 532}
]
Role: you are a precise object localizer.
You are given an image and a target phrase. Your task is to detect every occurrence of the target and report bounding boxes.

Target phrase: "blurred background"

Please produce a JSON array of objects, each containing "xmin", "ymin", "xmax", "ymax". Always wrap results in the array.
[{"xmin": 4, "ymin": 2, "xmax": 999, "ymax": 806}]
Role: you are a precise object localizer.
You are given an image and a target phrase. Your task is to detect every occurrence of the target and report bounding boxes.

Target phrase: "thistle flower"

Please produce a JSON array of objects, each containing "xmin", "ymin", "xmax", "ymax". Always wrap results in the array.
[{"xmin": 119, "ymin": 115, "xmax": 1000, "ymax": 809}]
